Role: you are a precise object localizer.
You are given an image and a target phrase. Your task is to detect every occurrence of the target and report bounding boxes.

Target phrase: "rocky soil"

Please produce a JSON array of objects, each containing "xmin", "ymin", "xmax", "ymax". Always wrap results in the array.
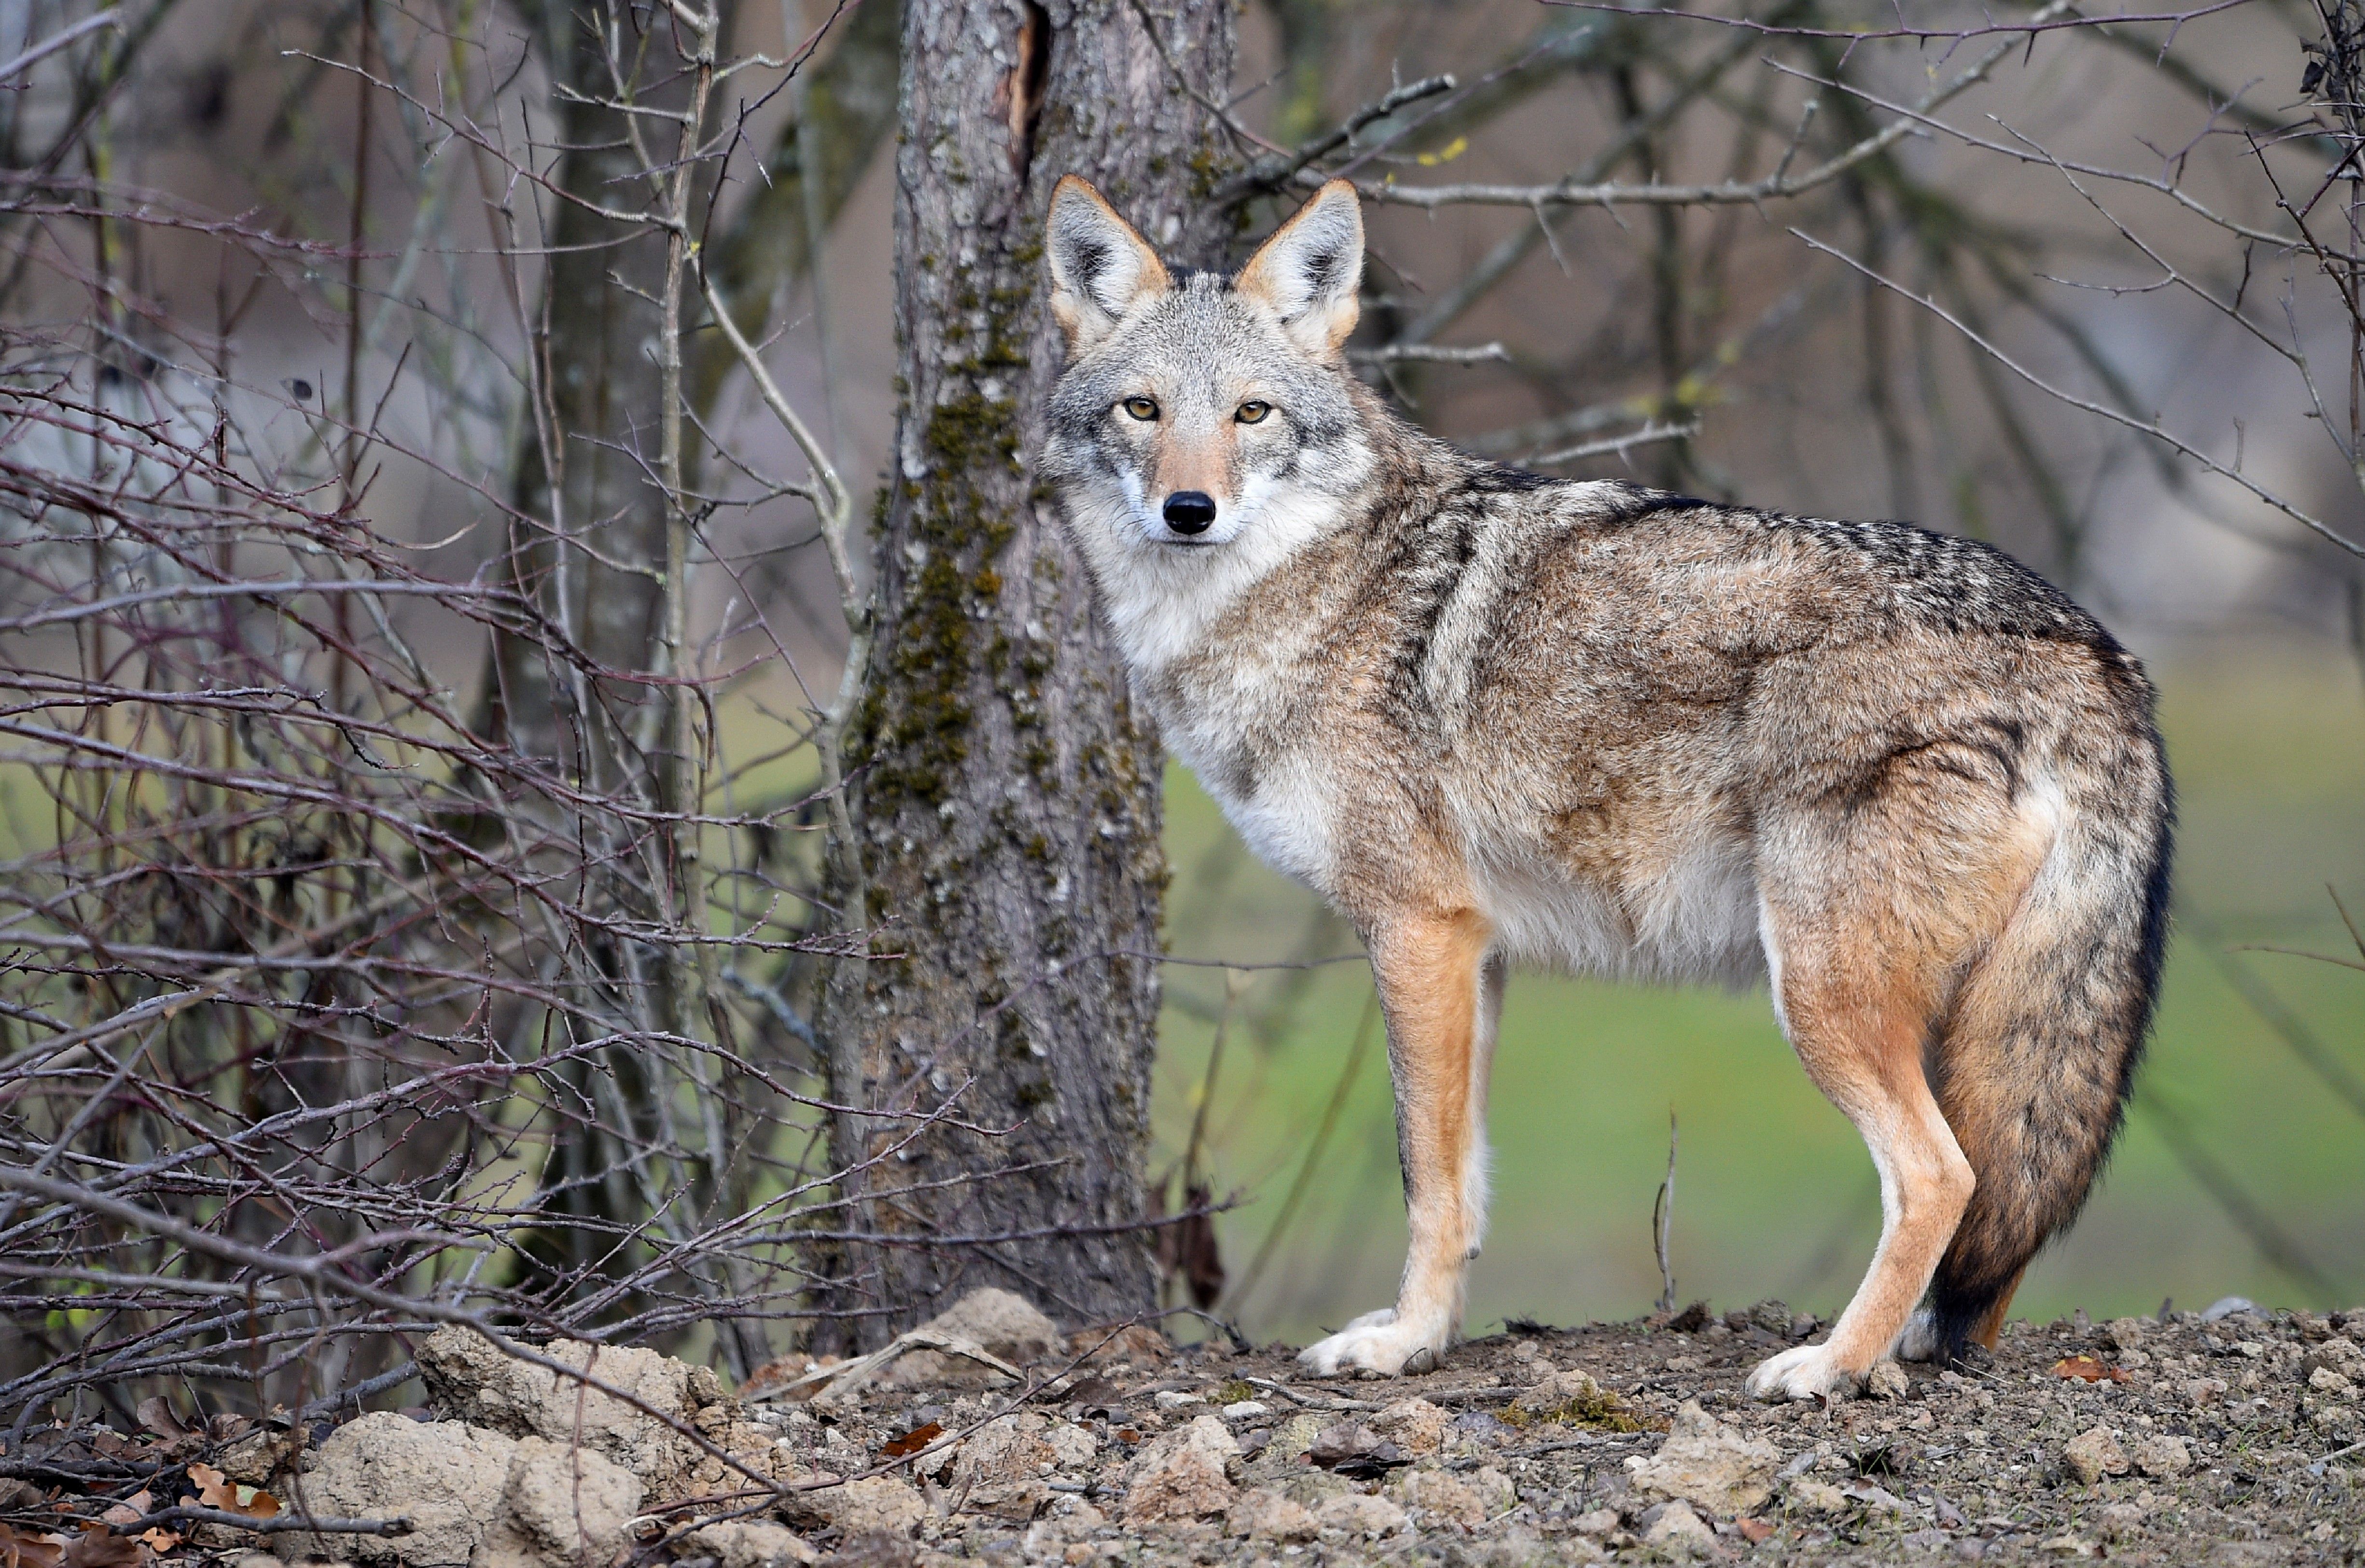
[{"xmin": 5, "ymin": 1290, "xmax": 2362, "ymax": 1568}]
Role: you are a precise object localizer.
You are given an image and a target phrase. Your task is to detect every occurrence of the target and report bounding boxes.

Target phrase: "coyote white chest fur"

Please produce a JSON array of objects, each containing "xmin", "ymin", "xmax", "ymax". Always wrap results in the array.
[{"xmin": 1040, "ymin": 176, "xmax": 2172, "ymax": 1398}]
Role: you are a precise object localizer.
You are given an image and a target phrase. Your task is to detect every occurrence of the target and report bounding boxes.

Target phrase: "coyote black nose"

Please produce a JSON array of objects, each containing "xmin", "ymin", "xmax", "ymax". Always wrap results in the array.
[{"xmin": 1163, "ymin": 491, "xmax": 1217, "ymax": 535}]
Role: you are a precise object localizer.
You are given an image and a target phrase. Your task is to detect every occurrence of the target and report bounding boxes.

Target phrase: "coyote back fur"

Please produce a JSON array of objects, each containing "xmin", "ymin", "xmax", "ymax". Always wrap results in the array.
[{"xmin": 1040, "ymin": 177, "xmax": 2172, "ymax": 1397}]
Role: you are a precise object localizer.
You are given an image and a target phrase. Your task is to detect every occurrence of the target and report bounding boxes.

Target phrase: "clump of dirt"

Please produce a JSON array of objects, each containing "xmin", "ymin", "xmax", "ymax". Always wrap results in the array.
[{"xmin": 6, "ymin": 1294, "xmax": 2362, "ymax": 1567}]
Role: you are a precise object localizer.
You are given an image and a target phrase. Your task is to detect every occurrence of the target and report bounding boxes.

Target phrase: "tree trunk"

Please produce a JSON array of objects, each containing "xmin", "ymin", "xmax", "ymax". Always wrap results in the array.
[
  {"xmin": 813, "ymin": 0, "xmax": 1237, "ymax": 1346},
  {"xmin": 482, "ymin": 3, "xmax": 713, "ymax": 773}
]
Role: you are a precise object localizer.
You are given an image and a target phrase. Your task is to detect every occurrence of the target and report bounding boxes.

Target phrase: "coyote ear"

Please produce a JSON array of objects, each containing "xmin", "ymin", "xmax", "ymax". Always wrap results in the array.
[
  {"xmin": 1235, "ymin": 180, "xmax": 1363, "ymax": 360},
  {"xmin": 1046, "ymin": 175, "xmax": 1172, "ymax": 353}
]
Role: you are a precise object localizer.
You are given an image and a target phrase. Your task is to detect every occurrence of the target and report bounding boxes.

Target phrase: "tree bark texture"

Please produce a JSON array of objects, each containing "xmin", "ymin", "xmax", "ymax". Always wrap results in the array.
[{"xmin": 815, "ymin": 0, "xmax": 1238, "ymax": 1344}]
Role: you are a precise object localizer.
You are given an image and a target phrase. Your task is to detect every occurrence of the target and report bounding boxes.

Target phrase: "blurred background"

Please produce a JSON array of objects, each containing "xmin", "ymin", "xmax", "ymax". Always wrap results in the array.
[{"xmin": 3, "ymin": 0, "xmax": 2361, "ymax": 1363}]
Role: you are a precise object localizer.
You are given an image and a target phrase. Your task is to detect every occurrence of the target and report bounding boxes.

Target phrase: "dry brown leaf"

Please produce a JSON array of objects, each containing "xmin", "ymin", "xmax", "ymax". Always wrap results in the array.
[
  {"xmin": 132, "ymin": 1535, "xmax": 176, "ymax": 1557},
  {"xmin": 133, "ymin": 1400, "xmax": 185, "ymax": 1442},
  {"xmin": 2049, "ymin": 1356, "xmax": 2129, "ymax": 1384},
  {"xmin": 60, "ymin": 1528, "xmax": 141, "ymax": 1568},
  {"xmin": 879, "ymin": 1422, "xmax": 943, "ymax": 1459},
  {"xmin": 182, "ymin": 1464, "xmax": 277, "ymax": 1522},
  {"xmin": 0, "ymin": 1523, "xmax": 70, "ymax": 1568},
  {"xmin": 97, "ymin": 1494, "xmax": 151, "ymax": 1528},
  {"xmin": 1735, "ymin": 1518, "xmax": 1774, "ymax": 1544}
]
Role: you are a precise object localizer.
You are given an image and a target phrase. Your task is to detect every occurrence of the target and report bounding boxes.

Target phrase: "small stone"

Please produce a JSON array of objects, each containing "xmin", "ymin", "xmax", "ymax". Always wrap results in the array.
[
  {"xmin": 1385, "ymin": 1469, "xmax": 1486, "ymax": 1528},
  {"xmin": 1642, "ymin": 1499, "xmax": 1717, "ymax": 1554},
  {"xmin": 880, "ymin": 1289, "xmax": 1063, "ymax": 1390},
  {"xmin": 1151, "ymin": 1390, "xmax": 1203, "ymax": 1410},
  {"xmin": 796, "ymin": 1476, "xmax": 927, "ymax": 1538},
  {"xmin": 2129, "ymin": 1435, "xmax": 2191, "ymax": 1477},
  {"xmin": 2304, "ymin": 1337, "xmax": 2365, "ymax": 1382},
  {"xmin": 1217, "ymin": 1400, "xmax": 1269, "ymax": 1423},
  {"xmin": 1513, "ymin": 1369, "xmax": 1616, "ymax": 1423},
  {"xmin": 2310, "ymin": 1366, "xmax": 2356, "ymax": 1396},
  {"xmin": 1120, "ymin": 1414, "xmax": 1238, "ymax": 1525},
  {"xmin": 1277, "ymin": 1468, "xmax": 1357, "ymax": 1510},
  {"xmin": 1625, "ymin": 1401, "xmax": 1781, "ymax": 1514},
  {"xmin": 2062, "ymin": 1427, "xmax": 2129, "ymax": 1486},
  {"xmin": 2102, "ymin": 1318, "xmax": 2150, "ymax": 1352},
  {"xmin": 1571, "ymin": 1508, "xmax": 1621, "ymax": 1536},
  {"xmin": 1789, "ymin": 1478, "xmax": 1848, "ymax": 1514},
  {"xmin": 2038, "ymin": 1536, "xmax": 2096, "ymax": 1557},
  {"xmin": 2096, "ymin": 1502, "xmax": 2147, "ymax": 1541},
  {"xmin": 689, "ymin": 1521, "xmax": 821, "ymax": 1568},
  {"xmin": 1260, "ymin": 1413, "xmax": 1327, "ymax": 1465},
  {"xmin": 285, "ymin": 1413, "xmax": 517, "ymax": 1568},
  {"xmin": 1838, "ymin": 1479, "xmax": 1907, "ymax": 1513},
  {"xmin": 1865, "ymin": 1361, "xmax": 1910, "ymax": 1401},
  {"xmin": 1224, "ymin": 1489, "xmax": 1316, "ymax": 1543},
  {"xmin": 941, "ymin": 1413, "xmax": 1059, "ymax": 1519},
  {"xmin": 414, "ymin": 1329, "xmax": 714, "ymax": 1485},
  {"xmin": 1312, "ymin": 1493, "xmax": 1409, "ymax": 1539},
  {"xmin": 1043, "ymin": 1420, "xmax": 1097, "ymax": 1470},
  {"xmin": 487, "ymin": 1436, "xmax": 643, "ymax": 1568},
  {"xmin": 1367, "ymin": 1398, "xmax": 1448, "ymax": 1456}
]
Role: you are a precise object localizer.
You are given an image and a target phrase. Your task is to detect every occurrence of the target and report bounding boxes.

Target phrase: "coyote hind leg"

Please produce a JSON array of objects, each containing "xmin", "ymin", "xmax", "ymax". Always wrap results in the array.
[
  {"xmin": 1744, "ymin": 937, "xmax": 1975, "ymax": 1401},
  {"xmin": 1747, "ymin": 774, "xmax": 2052, "ymax": 1399}
]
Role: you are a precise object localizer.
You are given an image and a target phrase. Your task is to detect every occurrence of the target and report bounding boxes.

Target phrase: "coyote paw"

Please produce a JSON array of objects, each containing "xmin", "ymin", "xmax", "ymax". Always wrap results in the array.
[
  {"xmin": 1296, "ymin": 1307, "xmax": 1446, "ymax": 1377},
  {"xmin": 1744, "ymin": 1343, "xmax": 1863, "ymax": 1401},
  {"xmin": 1893, "ymin": 1309, "xmax": 1942, "ymax": 1362}
]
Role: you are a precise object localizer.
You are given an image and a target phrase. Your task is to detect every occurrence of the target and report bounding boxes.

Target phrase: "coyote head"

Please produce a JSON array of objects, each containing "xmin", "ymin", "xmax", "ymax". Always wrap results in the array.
[{"xmin": 1041, "ymin": 177, "xmax": 1375, "ymax": 559}]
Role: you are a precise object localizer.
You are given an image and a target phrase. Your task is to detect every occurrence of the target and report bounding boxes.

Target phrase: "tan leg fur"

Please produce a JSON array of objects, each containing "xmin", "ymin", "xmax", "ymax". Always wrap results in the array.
[
  {"xmin": 1748, "ymin": 769, "xmax": 2056, "ymax": 1397},
  {"xmin": 1299, "ymin": 910, "xmax": 1498, "ymax": 1376}
]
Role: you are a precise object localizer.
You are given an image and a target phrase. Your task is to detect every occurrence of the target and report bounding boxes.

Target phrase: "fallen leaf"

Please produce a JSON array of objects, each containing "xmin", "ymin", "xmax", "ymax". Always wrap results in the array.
[
  {"xmin": 133, "ymin": 1536, "xmax": 177, "ymax": 1556},
  {"xmin": 97, "ymin": 1495, "xmax": 151, "ymax": 1528},
  {"xmin": 61, "ymin": 1529, "xmax": 140, "ymax": 1568},
  {"xmin": 2049, "ymin": 1356, "xmax": 2129, "ymax": 1384},
  {"xmin": 879, "ymin": 1422, "xmax": 943, "ymax": 1459},
  {"xmin": 1150, "ymin": 1180, "xmax": 1225, "ymax": 1311},
  {"xmin": 1736, "ymin": 1517, "xmax": 1774, "ymax": 1543},
  {"xmin": 0, "ymin": 1523, "xmax": 69, "ymax": 1568},
  {"xmin": 134, "ymin": 1401, "xmax": 185, "ymax": 1442},
  {"xmin": 183, "ymin": 1463, "xmax": 278, "ymax": 1521}
]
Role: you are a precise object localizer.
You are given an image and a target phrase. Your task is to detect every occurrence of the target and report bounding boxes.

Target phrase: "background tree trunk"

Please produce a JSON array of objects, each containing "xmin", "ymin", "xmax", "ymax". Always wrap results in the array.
[
  {"xmin": 813, "ymin": 0, "xmax": 1238, "ymax": 1346},
  {"xmin": 482, "ymin": 2, "xmax": 720, "ymax": 773}
]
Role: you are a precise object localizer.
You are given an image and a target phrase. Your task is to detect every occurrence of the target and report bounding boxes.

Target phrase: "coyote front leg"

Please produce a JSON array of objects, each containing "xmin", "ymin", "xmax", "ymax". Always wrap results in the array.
[{"xmin": 1300, "ymin": 910, "xmax": 1497, "ymax": 1377}]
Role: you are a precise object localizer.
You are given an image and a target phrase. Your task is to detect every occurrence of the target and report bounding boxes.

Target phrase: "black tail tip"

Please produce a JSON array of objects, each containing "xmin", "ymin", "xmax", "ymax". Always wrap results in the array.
[{"xmin": 1926, "ymin": 1275, "xmax": 2014, "ymax": 1368}]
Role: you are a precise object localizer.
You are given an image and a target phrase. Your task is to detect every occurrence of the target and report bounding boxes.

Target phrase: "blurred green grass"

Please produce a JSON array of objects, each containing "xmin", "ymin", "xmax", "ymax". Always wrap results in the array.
[{"xmin": 1147, "ymin": 633, "xmax": 2365, "ymax": 1343}]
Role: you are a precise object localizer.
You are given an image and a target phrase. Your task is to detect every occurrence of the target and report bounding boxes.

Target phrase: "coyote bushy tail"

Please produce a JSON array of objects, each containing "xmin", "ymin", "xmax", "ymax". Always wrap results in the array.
[{"xmin": 1925, "ymin": 728, "xmax": 2174, "ymax": 1363}]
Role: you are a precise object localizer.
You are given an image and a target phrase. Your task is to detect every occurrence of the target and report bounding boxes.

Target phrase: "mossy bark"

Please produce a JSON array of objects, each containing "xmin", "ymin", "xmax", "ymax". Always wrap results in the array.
[{"xmin": 812, "ymin": 0, "xmax": 1237, "ymax": 1344}]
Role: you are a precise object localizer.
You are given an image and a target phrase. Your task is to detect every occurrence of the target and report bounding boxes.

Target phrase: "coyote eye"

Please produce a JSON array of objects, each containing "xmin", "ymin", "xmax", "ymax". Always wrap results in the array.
[
  {"xmin": 1121, "ymin": 396, "xmax": 1160, "ymax": 422},
  {"xmin": 1235, "ymin": 401, "xmax": 1272, "ymax": 425}
]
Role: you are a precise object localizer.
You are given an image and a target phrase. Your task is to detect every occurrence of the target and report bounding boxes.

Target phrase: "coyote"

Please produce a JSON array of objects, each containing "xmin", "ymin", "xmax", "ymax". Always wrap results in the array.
[{"xmin": 1039, "ymin": 176, "xmax": 2172, "ymax": 1397}]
